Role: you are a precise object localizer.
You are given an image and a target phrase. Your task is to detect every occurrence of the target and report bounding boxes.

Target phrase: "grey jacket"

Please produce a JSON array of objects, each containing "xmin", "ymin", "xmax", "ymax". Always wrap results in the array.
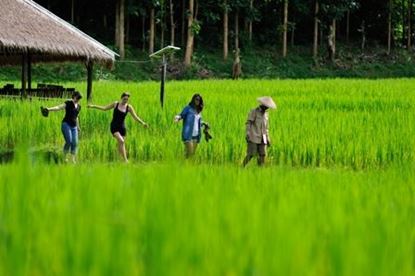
[{"xmin": 246, "ymin": 107, "xmax": 270, "ymax": 144}]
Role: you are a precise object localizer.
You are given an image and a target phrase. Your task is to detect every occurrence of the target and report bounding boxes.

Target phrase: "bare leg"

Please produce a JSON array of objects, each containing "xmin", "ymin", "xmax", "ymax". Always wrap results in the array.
[
  {"xmin": 113, "ymin": 132, "xmax": 128, "ymax": 162},
  {"xmin": 184, "ymin": 142, "xmax": 193, "ymax": 158},
  {"xmin": 192, "ymin": 142, "xmax": 198, "ymax": 155}
]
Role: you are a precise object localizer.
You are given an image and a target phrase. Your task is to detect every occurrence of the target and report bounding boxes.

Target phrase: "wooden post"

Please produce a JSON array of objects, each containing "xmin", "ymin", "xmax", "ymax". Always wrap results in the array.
[
  {"xmin": 21, "ymin": 54, "xmax": 27, "ymax": 98},
  {"xmin": 86, "ymin": 61, "xmax": 93, "ymax": 101},
  {"xmin": 28, "ymin": 53, "xmax": 32, "ymax": 91}
]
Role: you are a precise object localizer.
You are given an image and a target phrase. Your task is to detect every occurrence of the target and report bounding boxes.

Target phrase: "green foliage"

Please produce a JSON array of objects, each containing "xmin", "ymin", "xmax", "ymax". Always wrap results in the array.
[
  {"xmin": 0, "ymin": 158, "xmax": 414, "ymax": 275},
  {"xmin": 1, "ymin": 79, "xmax": 414, "ymax": 274},
  {"xmin": 0, "ymin": 79, "xmax": 414, "ymax": 169}
]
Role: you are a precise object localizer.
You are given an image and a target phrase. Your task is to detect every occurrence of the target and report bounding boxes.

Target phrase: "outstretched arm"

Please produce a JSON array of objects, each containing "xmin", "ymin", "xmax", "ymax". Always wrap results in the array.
[
  {"xmin": 174, "ymin": 106, "xmax": 188, "ymax": 123},
  {"xmin": 128, "ymin": 105, "xmax": 148, "ymax": 127},
  {"xmin": 47, "ymin": 103, "xmax": 66, "ymax": 112},
  {"xmin": 87, "ymin": 102, "xmax": 116, "ymax": 111}
]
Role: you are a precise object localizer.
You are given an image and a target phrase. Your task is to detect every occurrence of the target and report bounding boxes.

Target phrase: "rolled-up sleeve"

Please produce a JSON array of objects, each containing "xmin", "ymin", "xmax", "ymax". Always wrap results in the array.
[
  {"xmin": 246, "ymin": 110, "xmax": 255, "ymax": 136},
  {"xmin": 179, "ymin": 106, "xmax": 188, "ymax": 119}
]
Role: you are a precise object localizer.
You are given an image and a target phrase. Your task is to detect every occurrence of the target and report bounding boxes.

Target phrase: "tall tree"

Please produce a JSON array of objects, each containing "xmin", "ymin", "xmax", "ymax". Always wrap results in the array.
[
  {"xmin": 159, "ymin": 0, "xmax": 166, "ymax": 49},
  {"xmin": 181, "ymin": 0, "xmax": 186, "ymax": 47},
  {"xmin": 388, "ymin": 0, "xmax": 393, "ymax": 54},
  {"xmin": 115, "ymin": 0, "xmax": 120, "ymax": 48},
  {"xmin": 71, "ymin": 0, "xmax": 75, "ymax": 24},
  {"xmin": 248, "ymin": 0, "xmax": 254, "ymax": 41},
  {"xmin": 282, "ymin": 0, "xmax": 289, "ymax": 57},
  {"xmin": 119, "ymin": 0, "xmax": 125, "ymax": 59},
  {"xmin": 184, "ymin": 0, "xmax": 199, "ymax": 66},
  {"xmin": 235, "ymin": 8, "xmax": 240, "ymax": 50},
  {"xmin": 223, "ymin": 0, "xmax": 229, "ymax": 60},
  {"xmin": 114, "ymin": 0, "xmax": 125, "ymax": 58},
  {"xmin": 313, "ymin": 0, "xmax": 319, "ymax": 60},
  {"xmin": 170, "ymin": 0, "xmax": 175, "ymax": 46},
  {"xmin": 149, "ymin": 6, "xmax": 155, "ymax": 53},
  {"xmin": 408, "ymin": 0, "xmax": 413, "ymax": 49},
  {"xmin": 319, "ymin": 0, "xmax": 357, "ymax": 62}
]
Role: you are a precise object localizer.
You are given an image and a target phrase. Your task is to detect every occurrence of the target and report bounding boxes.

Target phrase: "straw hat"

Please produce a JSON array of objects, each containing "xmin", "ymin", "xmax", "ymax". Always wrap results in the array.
[{"xmin": 257, "ymin": 96, "xmax": 276, "ymax": 109}]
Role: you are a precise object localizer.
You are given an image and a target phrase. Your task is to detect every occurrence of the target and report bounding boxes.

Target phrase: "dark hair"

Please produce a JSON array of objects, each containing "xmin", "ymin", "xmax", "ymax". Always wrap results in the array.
[
  {"xmin": 72, "ymin": 91, "xmax": 82, "ymax": 100},
  {"xmin": 189, "ymin": 93, "xmax": 204, "ymax": 113},
  {"xmin": 121, "ymin": 92, "xmax": 130, "ymax": 99}
]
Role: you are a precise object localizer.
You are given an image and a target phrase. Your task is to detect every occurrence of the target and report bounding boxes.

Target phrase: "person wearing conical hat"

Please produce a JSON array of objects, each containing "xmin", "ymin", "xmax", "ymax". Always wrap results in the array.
[{"xmin": 243, "ymin": 96, "xmax": 276, "ymax": 167}]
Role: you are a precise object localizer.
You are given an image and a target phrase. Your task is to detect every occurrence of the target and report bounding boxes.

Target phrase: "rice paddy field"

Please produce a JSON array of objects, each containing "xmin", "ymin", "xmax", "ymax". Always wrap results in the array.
[{"xmin": 1, "ymin": 79, "xmax": 415, "ymax": 275}]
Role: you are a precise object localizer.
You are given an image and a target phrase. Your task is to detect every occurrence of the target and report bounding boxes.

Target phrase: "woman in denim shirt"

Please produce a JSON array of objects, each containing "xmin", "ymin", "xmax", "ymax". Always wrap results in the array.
[{"xmin": 174, "ymin": 94, "xmax": 204, "ymax": 158}]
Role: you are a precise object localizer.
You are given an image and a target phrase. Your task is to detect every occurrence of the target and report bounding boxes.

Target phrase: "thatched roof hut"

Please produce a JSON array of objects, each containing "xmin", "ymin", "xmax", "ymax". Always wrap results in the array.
[{"xmin": 0, "ymin": 0, "xmax": 118, "ymax": 99}]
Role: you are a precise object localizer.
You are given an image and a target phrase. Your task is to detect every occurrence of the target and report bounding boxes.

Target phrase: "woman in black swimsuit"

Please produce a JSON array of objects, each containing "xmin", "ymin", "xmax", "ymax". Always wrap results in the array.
[{"xmin": 88, "ymin": 92, "xmax": 148, "ymax": 162}]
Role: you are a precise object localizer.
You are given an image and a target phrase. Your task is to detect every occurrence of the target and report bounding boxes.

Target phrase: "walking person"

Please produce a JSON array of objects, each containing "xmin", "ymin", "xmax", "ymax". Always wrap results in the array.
[
  {"xmin": 88, "ymin": 92, "xmax": 148, "ymax": 163},
  {"xmin": 174, "ymin": 94, "xmax": 206, "ymax": 158},
  {"xmin": 243, "ymin": 96, "xmax": 276, "ymax": 167},
  {"xmin": 41, "ymin": 91, "xmax": 83, "ymax": 163}
]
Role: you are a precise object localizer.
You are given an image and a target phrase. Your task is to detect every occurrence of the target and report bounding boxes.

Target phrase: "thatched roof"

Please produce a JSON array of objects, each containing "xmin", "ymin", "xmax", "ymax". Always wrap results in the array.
[{"xmin": 0, "ymin": 0, "xmax": 117, "ymax": 68}]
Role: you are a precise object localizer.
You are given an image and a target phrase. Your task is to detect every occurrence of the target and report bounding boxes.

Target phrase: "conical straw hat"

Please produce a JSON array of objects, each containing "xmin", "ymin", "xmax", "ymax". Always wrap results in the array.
[{"xmin": 257, "ymin": 96, "xmax": 276, "ymax": 109}]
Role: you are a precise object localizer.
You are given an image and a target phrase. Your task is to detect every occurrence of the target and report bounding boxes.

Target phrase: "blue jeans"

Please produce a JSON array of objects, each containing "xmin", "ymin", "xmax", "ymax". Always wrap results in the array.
[{"xmin": 61, "ymin": 122, "xmax": 78, "ymax": 154}]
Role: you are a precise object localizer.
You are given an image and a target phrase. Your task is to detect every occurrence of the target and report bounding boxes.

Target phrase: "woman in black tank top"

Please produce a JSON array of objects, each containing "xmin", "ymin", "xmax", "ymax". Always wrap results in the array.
[
  {"xmin": 88, "ymin": 92, "xmax": 148, "ymax": 163},
  {"xmin": 42, "ymin": 91, "xmax": 82, "ymax": 163}
]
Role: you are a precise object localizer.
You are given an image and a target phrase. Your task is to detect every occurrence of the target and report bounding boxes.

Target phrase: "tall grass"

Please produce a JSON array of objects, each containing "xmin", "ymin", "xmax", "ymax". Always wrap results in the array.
[
  {"xmin": 0, "ymin": 159, "xmax": 414, "ymax": 275},
  {"xmin": 1, "ymin": 79, "xmax": 415, "ymax": 275},
  {"xmin": 1, "ymin": 79, "xmax": 414, "ymax": 168}
]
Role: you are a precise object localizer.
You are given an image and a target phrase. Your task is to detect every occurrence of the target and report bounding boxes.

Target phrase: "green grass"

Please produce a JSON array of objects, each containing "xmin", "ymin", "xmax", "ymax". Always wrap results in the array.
[
  {"xmin": 1, "ymin": 78, "xmax": 414, "ymax": 168},
  {"xmin": 1, "ymin": 79, "xmax": 415, "ymax": 275},
  {"xmin": 0, "ymin": 160, "xmax": 414, "ymax": 275}
]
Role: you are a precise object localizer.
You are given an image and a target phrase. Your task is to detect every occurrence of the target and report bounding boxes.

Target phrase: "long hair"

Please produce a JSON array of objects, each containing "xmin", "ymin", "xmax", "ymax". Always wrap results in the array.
[{"xmin": 189, "ymin": 93, "xmax": 204, "ymax": 113}]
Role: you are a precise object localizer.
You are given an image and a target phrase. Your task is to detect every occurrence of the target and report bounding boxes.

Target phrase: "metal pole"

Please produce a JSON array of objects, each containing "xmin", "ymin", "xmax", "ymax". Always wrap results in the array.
[{"xmin": 160, "ymin": 54, "xmax": 167, "ymax": 108}]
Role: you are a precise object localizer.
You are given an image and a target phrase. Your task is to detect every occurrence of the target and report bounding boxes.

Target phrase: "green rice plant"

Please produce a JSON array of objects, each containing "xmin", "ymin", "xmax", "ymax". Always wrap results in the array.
[
  {"xmin": 0, "ymin": 158, "xmax": 414, "ymax": 275},
  {"xmin": 0, "ymin": 78, "xmax": 414, "ymax": 168}
]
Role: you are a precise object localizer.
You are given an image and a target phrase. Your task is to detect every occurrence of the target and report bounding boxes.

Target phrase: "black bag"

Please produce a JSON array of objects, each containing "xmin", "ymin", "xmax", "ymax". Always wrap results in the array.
[
  {"xmin": 40, "ymin": 106, "xmax": 49, "ymax": 117},
  {"xmin": 202, "ymin": 123, "xmax": 213, "ymax": 142}
]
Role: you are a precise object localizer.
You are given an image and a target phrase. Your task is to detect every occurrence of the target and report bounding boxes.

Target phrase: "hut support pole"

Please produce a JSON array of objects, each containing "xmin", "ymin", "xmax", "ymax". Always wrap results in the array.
[
  {"xmin": 21, "ymin": 54, "xmax": 28, "ymax": 98},
  {"xmin": 86, "ymin": 61, "xmax": 93, "ymax": 101},
  {"xmin": 28, "ymin": 53, "xmax": 32, "ymax": 90}
]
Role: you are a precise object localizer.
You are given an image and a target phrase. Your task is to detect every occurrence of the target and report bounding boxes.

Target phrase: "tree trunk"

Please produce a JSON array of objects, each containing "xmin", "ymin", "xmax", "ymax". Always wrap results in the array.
[
  {"xmin": 388, "ymin": 0, "xmax": 392, "ymax": 54},
  {"xmin": 346, "ymin": 10, "xmax": 350, "ymax": 43},
  {"xmin": 184, "ymin": 0, "xmax": 194, "ymax": 67},
  {"xmin": 126, "ymin": 12, "xmax": 130, "ymax": 45},
  {"xmin": 327, "ymin": 19, "xmax": 336, "ymax": 62},
  {"xmin": 282, "ymin": 0, "xmax": 288, "ymax": 57},
  {"xmin": 248, "ymin": 0, "xmax": 254, "ymax": 41},
  {"xmin": 115, "ymin": 0, "xmax": 120, "ymax": 48},
  {"xmin": 149, "ymin": 8, "xmax": 155, "ymax": 54},
  {"xmin": 142, "ymin": 15, "xmax": 146, "ymax": 51},
  {"xmin": 71, "ymin": 0, "xmax": 75, "ymax": 24},
  {"xmin": 313, "ymin": 0, "xmax": 319, "ymax": 60},
  {"xmin": 235, "ymin": 10, "xmax": 239, "ymax": 51},
  {"xmin": 223, "ymin": 0, "xmax": 229, "ymax": 60},
  {"xmin": 360, "ymin": 20, "xmax": 366, "ymax": 52},
  {"xmin": 170, "ymin": 0, "xmax": 175, "ymax": 46},
  {"xmin": 408, "ymin": 0, "xmax": 413, "ymax": 49},
  {"xmin": 402, "ymin": 0, "xmax": 406, "ymax": 46},
  {"xmin": 161, "ymin": 24, "xmax": 165, "ymax": 49},
  {"xmin": 160, "ymin": 1, "xmax": 165, "ymax": 49},
  {"xmin": 291, "ymin": 23, "xmax": 295, "ymax": 46},
  {"xmin": 181, "ymin": 0, "xmax": 186, "ymax": 47},
  {"xmin": 119, "ymin": 0, "xmax": 125, "ymax": 59}
]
